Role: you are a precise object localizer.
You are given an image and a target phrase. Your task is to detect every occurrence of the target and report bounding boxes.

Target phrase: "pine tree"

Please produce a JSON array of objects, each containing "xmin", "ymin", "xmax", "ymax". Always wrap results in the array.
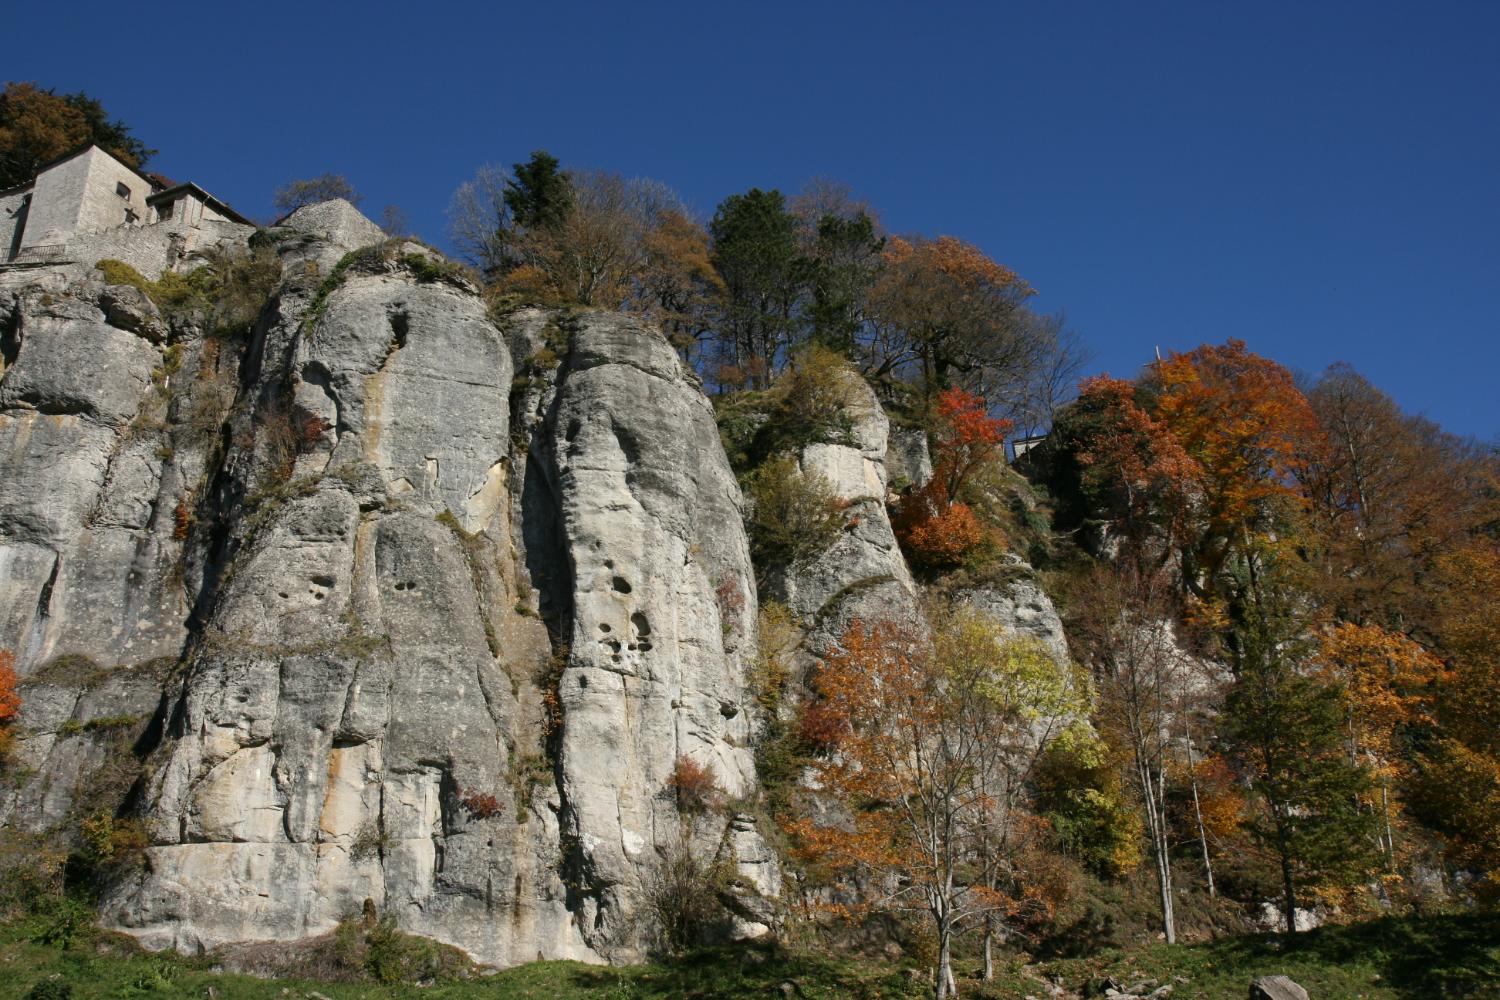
[
  {"xmin": 504, "ymin": 150, "xmax": 573, "ymax": 232},
  {"xmin": 1223, "ymin": 589, "xmax": 1379, "ymax": 931}
]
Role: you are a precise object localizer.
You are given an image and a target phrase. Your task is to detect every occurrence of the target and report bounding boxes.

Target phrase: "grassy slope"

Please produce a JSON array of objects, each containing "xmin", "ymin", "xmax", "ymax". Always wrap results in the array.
[{"xmin": 2, "ymin": 914, "xmax": 1497, "ymax": 1000}]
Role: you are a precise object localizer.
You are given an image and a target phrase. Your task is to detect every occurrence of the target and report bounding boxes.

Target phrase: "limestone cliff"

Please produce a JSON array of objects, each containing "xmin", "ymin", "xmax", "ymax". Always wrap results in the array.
[{"xmin": 0, "ymin": 200, "xmax": 1069, "ymax": 967}]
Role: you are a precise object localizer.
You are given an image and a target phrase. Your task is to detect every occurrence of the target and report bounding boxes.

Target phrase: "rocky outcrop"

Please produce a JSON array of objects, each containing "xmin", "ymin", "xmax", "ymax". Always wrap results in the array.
[
  {"xmin": 765, "ymin": 372, "xmax": 919, "ymax": 658},
  {"xmin": 511, "ymin": 309, "xmax": 774, "ymax": 958},
  {"xmin": 0, "ymin": 202, "xmax": 779, "ymax": 966}
]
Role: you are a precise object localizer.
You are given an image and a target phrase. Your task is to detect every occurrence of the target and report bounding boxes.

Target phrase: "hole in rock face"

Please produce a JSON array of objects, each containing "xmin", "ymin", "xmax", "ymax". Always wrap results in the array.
[
  {"xmin": 598, "ymin": 622, "xmax": 612, "ymax": 633},
  {"xmin": 630, "ymin": 612, "xmax": 651, "ymax": 637},
  {"xmin": 311, "ymin": 575, "xmax": 336, "ymax": 588},
  {"xmin": 612, "ymin": 577, "xmax": 631, "ymax": 594},
  {"xmin": 637, "ymin": 641, "xmax": 653, "ymax": 653},
  {"xmin": 565, "ymin": 419, "xmax": 582, "ymax": 442},
  {"xmin": 579, "ymin": 675, "xmax": 589, "ymax": 689},
  {"xmin": 278, "ymin": 592, "xmax": 290, "ymax": 599},
  {"xmin": 312, "ymin": 592, "xmax": 325, "ymax": 601}
]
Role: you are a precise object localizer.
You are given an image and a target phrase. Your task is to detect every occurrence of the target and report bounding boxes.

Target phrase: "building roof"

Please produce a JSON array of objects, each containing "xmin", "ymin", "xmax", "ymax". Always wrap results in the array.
[
  {"xmin": 27, "ymin": 143, "xmax": 163, "ymax": 195},
  {"xmin": 147, "ymin": 182, "xmax": 253, "ymax": 226}
]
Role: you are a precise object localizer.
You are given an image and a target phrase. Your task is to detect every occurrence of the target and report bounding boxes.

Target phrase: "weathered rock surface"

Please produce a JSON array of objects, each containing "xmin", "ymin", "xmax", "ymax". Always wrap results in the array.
[
  {"xmin": 0, "ymin": 203, "xmax": 779, "ymax": 967},
  {"xmin": 520, "ymin": 311, "xmax": 771, "ymax": 959},
  {"xmin": 765, "ymin": 372, "xmax": 919, "ymax": 657}
]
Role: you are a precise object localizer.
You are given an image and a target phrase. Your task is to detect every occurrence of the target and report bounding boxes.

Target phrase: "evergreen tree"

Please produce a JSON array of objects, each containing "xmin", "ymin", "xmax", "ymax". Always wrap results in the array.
[
  {"xmin": 806, "ymin": 211, "xmax": 882, "ymax": 355},
  {"xmin": 505, "ymin": 150, "xmax": 573, "ymax": 232},
  {"xmin": 709, "ymin": 188, "xmax": 805, "ymax": 386},
  {"xmin": 1223, "ymin": 588, "xmax": 1379, "ymax": 931}
]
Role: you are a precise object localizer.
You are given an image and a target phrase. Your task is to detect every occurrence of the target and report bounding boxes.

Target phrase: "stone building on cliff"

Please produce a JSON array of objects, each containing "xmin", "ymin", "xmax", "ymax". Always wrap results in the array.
[{"xmin": 0, "ymin": 144, "xmax": 252, "ymax": 277}]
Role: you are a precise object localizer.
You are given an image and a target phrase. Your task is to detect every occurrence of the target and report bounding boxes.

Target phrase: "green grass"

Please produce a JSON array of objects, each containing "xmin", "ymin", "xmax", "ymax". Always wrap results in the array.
[
  {"xmin": 2, "ymin": 914, "xmax": 1496, "ymax": 1000},
  {"xmin": 1040, "ymin": 912, "xmax": 1500, "ymax": 999}
]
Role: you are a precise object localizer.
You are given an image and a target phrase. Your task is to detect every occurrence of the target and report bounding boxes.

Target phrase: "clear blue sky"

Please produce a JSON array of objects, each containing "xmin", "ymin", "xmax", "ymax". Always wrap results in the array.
[{"xmin": 11, "ymin": 0, "xmax": 1498, "ymax": 440}]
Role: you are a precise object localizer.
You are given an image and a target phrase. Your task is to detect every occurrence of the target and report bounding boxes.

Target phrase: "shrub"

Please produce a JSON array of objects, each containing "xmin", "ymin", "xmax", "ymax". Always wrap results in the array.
[
  {"xmin": 25, "ymin": 982, "xmax": 72, "ymax": 1000},
  {"xmin": 891, "ymin": 481, "xmax": 985, "ymax": 571},
  {"xmin": 666, "ymin": 757, "xmax": 723, "ymax": 814},
  {"xmin": 773, "ymin": 344, "xmax": 861, "ymax": 447},
  {"xmin": 458, "ymin": 788, "xmax": 504, "ymax": 819},
  {"xmin": 744, "ymin": 455, "xmax": 846, "ymax": 569},
  {"xmin": 363, "ymin": 914, "xmax": 459, "ymax": 984},
  {"xmin": 643, "ymin": 835, "xmax": 735, "ymax": 955}
]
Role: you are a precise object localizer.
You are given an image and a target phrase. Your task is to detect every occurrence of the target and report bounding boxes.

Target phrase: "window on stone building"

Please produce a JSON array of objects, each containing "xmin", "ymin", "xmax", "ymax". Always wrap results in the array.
[
  {"xmin": 125, "ymin": 207, "xmax": 139, "ymax": 224},
  {"xmin": 157, "ymin": 199, "xmax": 174, "ymax": 220},
  {"xmin": 116, "ymin": 182, "xmax": 132, "ymax": 201}
]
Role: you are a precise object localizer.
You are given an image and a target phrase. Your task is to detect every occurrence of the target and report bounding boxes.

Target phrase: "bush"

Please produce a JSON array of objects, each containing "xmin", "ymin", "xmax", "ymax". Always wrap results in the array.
[
  {"xmin": 644, "ymin": 835, "xmax": 735, "ymax": 955},
  {"xmin": 25, "ymin": 982, "xmax": 72, "ymax": 1000},
  {"xmin": 773, "ymin": 344, "xmax": 861, "ymax": 447},
  {"xmin": 744, "ymin": 455, "xmax": 846, "ymax": 569},
  {"xmin": 666, "ymin": 757, "xmax": 723, "ymax": 815},
  {"xmin": 891, "ymin": 482, "xmax": 985, "ymax": 571}
]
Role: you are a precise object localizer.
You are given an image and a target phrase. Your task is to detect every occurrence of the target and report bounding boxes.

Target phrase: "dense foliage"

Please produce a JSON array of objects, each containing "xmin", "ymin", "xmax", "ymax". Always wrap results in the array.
[{"xmin": 0, "ymin": 82, "xmax": 154, "ymax": 189}]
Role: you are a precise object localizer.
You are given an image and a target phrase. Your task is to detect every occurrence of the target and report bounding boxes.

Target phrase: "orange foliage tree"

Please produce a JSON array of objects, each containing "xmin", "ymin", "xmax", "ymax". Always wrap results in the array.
[
  {"xmin": 785, "ymin": 611, "xmax": 1091, "ymax": 996},
  {"xmin": 894, "ymin": 388, "xmax": 1010, "ymax": 571},
  {"xmin": 1316, "ymin": 623, "xmax": 1447, "ymax": 862},
  {"xmin": 1147, "ymin": 340, "xmax": 1320, "ymax": 597},
  {"xmin": 867, "ymin": 235, "xmax": 1035, "ymax": 396},
  {"xmin": 1068, "ymin": 375, "xmax": 1201, "ymax": 566},
  {"xmin": 1414, "ymin": 542, "xmax": 1500, "ymax": 898}
]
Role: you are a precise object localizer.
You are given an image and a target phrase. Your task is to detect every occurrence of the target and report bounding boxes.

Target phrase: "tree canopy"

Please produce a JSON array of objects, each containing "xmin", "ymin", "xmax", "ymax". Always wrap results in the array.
[{"xmin": 0, "ymin": 82, "xmax": 155, "ymax": 189}]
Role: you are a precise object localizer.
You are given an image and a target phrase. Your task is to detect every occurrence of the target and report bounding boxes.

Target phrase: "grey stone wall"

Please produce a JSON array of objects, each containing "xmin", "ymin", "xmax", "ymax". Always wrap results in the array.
[
  {"xmin": 20, "ymin": 148, "xmax": 153, "ymax": 251},
  {"xmin": 14, "ymin": 218, "xmax": 255, "ymax": 281},
  {"xmin": 0, "ymin": 188, "xmax": 28, "ymax": 259}
]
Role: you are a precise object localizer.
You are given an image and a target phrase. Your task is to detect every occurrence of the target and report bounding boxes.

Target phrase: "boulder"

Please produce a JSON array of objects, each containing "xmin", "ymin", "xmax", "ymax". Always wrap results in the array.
[{"xmin": 1250, "ymin": 975, "xmax": 1309, "ymax": 1000}]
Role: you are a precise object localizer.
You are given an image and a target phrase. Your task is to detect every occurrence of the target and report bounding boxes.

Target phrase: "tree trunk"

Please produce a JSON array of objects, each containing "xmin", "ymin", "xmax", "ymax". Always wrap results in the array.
[
  {"xmin": 982, "ymin": 917, "xmax": 994, "ymax": 980},
  {"xmin": 936, "ymin": 923, "xmax": 955, "ymax": 999},
  {"xmin": 1185, "ymin": 732, "xmax": 1217, "ymax": 897},
  {"xmin": 1277, "ymin": 819, "xmax": 1299, "ymax": 933}
]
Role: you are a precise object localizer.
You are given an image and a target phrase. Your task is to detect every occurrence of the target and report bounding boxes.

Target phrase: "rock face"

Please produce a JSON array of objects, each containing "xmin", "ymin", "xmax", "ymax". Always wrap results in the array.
[
  {"xmin": 766, "ymin": 372, "xmax": 919, "ymax": 657},
  {"xmin": 1, "ymin": 207, "xmax": 777, "ymax": 966},
  {"xmin": 520, "ymin": 312, "xmax": 769, "ymax": 958},
  {"xmin": 1, "ymin": 200, "xmax": 1086, "ymax": 969}
]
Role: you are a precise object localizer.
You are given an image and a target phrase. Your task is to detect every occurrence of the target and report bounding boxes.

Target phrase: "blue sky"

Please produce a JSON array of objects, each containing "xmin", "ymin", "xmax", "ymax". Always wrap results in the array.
[{"xmin": 11, "ymin": 1, "xmax": 1498, "ymax": 439}]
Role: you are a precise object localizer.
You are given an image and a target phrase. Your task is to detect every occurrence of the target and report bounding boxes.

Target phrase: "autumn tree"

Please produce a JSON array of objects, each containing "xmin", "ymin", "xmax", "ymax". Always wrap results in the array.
[
  {"xmin": 505, "ymin": 171, "xmax": 689, "ymax": 308},
  {"xmin": 1069, "ymin": 565, "xmax": 1207, "ymax": 943},
  {"xmin": 1315, "ymin": 622, "xmax": 1445, "ymax": 864},
  {"xmin": 786, "ymin": 614, "xmax": 1092, "ymax": 995},
  {"xmin": 1048, "ymin": 374, "xmax": 1200, "ymax": 568},
  {"xmin": 1146, "ymin": 340, "xmax": 1320, "ymax": 600},
  {"xmin": 0, "ymin": 82, "xmax": 154, "ymax": 188},
  {"xmin": 1413, "ymin": 542, "xmax": 1500, "ymax": 900},
  {"xmin": 0, "ymin": 650, "xmax": 19, "ymax": 760},
  {"xmin": 894, "ymin": 388, "xmax": 1010, "ymax": 571},
  {"xmin": 1222, "ymin": 584, "xmax": 1379, "ymax": 931},
  {"xmin": 787, "ymin": 610, "xmax": 1092, "ymax": 997},
  {"xmin": 635, "ymin": 208, "xmax": 724, "ymax": 359},
  {"xmin": 273, "ymin": 173, "xmax": 362, "ymax": 215},
  {"xmin": 1299, "ymin": 363, "xmax": 1498, "ymax": 630},
  {"xmin": 866, "ymin": 235, "xmax": 1040, "ymax": 400}
]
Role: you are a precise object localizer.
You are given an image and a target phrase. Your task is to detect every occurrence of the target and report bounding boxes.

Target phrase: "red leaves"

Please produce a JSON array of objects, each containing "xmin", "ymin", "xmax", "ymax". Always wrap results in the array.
[
  {"xmin": 458, "ymin": 788, "xmax": 504, "ymax": 819},
  {"xmin": 894, "ymin": 388, "xmax": 1007, "ymax": 569},
  {"xmin": 0, "ymin": 650, "xmax": 20, "ymax": 755}
]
